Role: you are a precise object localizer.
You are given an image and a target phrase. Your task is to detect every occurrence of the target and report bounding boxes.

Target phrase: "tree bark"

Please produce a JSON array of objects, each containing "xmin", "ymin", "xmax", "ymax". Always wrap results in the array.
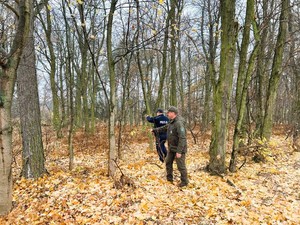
[
  {"xmin": 41, "ymin": 0, "xmax": 61, "ymax": 136},
  {"xmin": 288, "ymin": 6, "xmax": 300, "ymax": 127},
  {"xmin": 261, "ymin": 0, "xmax": 289, "ymax": 140},
  {"xmin": 208, "ymin": 0, "xmax": 237, "ymax": 174},
  {"xmin": 77, "ymin": 4, "xmax": 90, "ymax": 133},
  {"xmin": 229, "ymin": 0, "xmax": 256, "ymax": 172},
  {"xmin": 0, "ymin": 67, "xmax": 14, "ymax": 215},
  {"xmin": 254, "ymin": 0, "xmax": 273, "ymax": 136},
  {"xmin": 107, "ymin": 0, "xmax": 118, "ymax": 177},
  {"xmin": 155, "ymin": 5, "xmax": 170, "ymax": 109},
  {"xmin": 200, "ymin": 0, "xmax": 219, "ymax": 131},
  {"xmin": 176, "ymin": 1, "xmax": 184, "ymax": 110},
  {"xmin": 136, "ymin": 1, "xmax": 150, "ymax": 115},
  {"xmin": 0, "ymin": 0, "xmax": 32, "ymax": 215},
  {"xmin": 169, "ymin": 0, "xmax": 177, "ymax": 106},
  {"xmin": 17, "ymin": 5, "xmax": 45, "ymax": 178}
]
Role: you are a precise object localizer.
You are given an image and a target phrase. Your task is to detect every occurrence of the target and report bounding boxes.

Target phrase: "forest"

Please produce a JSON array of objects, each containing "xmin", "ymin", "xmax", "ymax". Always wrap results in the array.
[{"xmin": 0, "ymin": 0, "xmax": 299, "ymax": 224}]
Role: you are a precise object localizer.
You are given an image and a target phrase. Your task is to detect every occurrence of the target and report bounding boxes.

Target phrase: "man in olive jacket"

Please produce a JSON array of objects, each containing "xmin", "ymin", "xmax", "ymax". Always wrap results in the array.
[{"xmin": 153, "ymin": 106, "xmax": 188, "ymax": 187}]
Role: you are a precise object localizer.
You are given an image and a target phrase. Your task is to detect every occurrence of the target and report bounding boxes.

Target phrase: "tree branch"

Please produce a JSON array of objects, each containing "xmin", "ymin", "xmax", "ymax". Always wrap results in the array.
[{"xmin": 1, "ymin": 1, "xmax": 19, "ymax": 18}]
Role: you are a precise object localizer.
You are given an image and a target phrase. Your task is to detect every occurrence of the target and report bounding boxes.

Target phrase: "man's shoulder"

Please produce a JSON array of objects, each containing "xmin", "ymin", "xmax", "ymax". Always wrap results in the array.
[{"xmin": 174, "ymin": 116, "xmax": 185, "ymax": 126}]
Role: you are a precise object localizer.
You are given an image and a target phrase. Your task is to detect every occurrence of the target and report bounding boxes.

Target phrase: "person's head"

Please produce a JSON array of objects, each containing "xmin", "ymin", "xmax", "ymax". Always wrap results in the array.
[
  {"xmin": 167, "ymin": 106, "xmax": 178, "ymax": 120},
  {"xmin": 156, "ymin": 108, "xmax": 164, "ymax": 116}
]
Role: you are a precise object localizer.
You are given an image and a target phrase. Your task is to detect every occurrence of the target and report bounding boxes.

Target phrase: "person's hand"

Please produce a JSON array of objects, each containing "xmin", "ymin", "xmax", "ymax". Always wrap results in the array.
[{"xmin": 176, "ymin": 153, "xmax": 182, "ymax": 158}]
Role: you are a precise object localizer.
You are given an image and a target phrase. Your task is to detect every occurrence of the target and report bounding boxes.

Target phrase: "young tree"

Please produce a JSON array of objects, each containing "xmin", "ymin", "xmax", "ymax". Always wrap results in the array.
[
  {"xmin": 155, "ymin": 2, "xmax": 170, "ymax": 109},
  {"xmin": 135, "ymin": 0, "xmax": 151, "ymax": 115},
  {"xmin": 229, "ymin": 0, "xmax": 259, "ymax": 172},
  {"xmin": 0, "ymin": 0, "xmax": 32, "ymax": 215},
  {"xmin": 60, "ymin": 0, "xmax": 75, "ymax": 170},
  {"xmin": 261, "ymin": 0, "xmax": 289, "ymax": 140},
  {"xmin": 39, "ymin": 0, "xmax": 61, "ymax": 136},
  {"xmin": 199, "ymin": 0, "xmax": 220, "ymax": 131},
  {"xmin": 75, "ymin": 3, "xmax": 90, "ymax": 132},
  {"xmin": 176, "ymin": 1, "xmax": 184, "ymax": 110},
  {"xmin": 107, "ymin": 0, "xmax": 118, "ymax": 177},
  {"xmin": 169, "ymin": 0, "xmax": 177, "ymax": 106},
  {"xmin": 253, "ymin": 0, "xmax": 269, "ymax": 135}
]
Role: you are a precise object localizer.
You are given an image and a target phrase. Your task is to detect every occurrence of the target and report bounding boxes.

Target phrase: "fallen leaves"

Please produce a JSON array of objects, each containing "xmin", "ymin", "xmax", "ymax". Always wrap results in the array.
[{"xmin": 0, "ymin": 130, "xmax": 299, "ymax": 224}]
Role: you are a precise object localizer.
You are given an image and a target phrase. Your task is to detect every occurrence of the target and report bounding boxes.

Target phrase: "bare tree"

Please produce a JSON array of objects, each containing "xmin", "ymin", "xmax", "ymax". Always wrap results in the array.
[
  {"xmin": 107, "ymin": 0, "xmax": 118, "ymax": 177},
  {"xmin": 230, "ymin": 0, "xmax": 258, "ymax": 172},
  {"xmin": 0, "ymin": 0, "xmax": 32, "ymax": 215},
  {"xmin": 261, "ymin": 0, "xmax": 289, "ymax": 140}
]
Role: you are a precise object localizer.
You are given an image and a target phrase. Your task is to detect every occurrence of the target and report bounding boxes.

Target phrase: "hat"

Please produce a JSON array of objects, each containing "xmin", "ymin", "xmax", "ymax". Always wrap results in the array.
[
  {"xmin": 167, "ymin": 106, "xmax": 178, "ymax": 114},
  {"xmin": 156, "ymin": 108, "xmax": 164, "ymax": 113}
]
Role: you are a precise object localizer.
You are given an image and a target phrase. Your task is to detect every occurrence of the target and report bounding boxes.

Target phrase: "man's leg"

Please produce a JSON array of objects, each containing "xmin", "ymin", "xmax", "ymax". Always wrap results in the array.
[
  {"xmin": 160, "ymin": 139, "xmax": 167, "ymax": 158},
  {"xmin": 156, "ymin": 141, "xmax": 164, "ymax": 162},
  {"xmin": 165, "ymin": 151, "xmax": 175, "ymax": 182},
  {"xmin": 176, "ymin": 153, "xmax": 188, "ymax": 186}
]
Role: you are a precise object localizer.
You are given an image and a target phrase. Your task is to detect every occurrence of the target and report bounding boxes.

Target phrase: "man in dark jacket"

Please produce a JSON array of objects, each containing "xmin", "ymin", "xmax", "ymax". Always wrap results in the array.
[
  {"xmin": 153, "ymin": 106, "xmax": 188, "ymax": 187},
  {"xmin": 146, "ymin": 109, "xmax": 169, "ymax": 162}
]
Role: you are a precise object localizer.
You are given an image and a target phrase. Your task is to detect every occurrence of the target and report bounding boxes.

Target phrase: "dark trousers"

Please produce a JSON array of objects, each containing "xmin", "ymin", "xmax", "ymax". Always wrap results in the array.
[
  {"xmin": 165, "ymin": 151, "xmax": 188, "ymax": 185},
  {"xmin": 156, "ymin": 138, "xmax": 167, "ymax": 162}
]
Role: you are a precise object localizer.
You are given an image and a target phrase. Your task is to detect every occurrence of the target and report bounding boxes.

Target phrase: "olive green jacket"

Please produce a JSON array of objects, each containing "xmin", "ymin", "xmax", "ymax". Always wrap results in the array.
[{"xmin": 154, "ymin": 116, "xmax": 187, "ymax": 153}]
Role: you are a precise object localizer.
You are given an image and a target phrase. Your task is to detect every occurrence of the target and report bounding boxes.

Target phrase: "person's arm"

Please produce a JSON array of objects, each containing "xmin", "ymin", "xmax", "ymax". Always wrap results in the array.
[
  {"xmin": 146, "ymin": 115, "xmax": 155, "ymax": 123},
  {"xmin": 176, "ymin": 121, "xmax": 187, "ymax": 154}
]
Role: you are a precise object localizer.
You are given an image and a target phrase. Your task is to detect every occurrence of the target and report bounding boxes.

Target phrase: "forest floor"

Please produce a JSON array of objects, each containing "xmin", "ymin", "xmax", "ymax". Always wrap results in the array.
[{"xmin": 0, "ymin": 124, "xmax": 300, "ymax": 224}]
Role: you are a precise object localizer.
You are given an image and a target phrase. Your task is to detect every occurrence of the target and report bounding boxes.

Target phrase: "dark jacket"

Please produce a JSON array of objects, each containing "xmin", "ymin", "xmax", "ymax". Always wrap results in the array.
[
  {"xmin": 146, "ymin": 114, "xmax": 169, "ymax": 128},
  {"xmin": 147, "ymin": 114, "xmax": 169, "ymax": 140},
  {"xmin": 155, "ymin": 116, "xmax": 187, "ymax": 153}
]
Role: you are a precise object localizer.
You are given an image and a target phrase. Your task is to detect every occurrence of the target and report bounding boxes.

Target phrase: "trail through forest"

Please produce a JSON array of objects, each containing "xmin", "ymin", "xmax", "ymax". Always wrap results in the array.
[{"xmin": 1, "ymin": 126, "xmax": 299, "ymax": 224}]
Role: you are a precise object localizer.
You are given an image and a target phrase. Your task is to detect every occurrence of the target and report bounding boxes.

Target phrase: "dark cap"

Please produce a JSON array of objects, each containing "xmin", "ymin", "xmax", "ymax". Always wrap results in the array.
[
  {"xmin": 156, "ymin": 108, "xmax": 164, "ymax": 113},
  {"xmin": 167, "ymin": 106, "xmax": 178, "ymax": 114}
]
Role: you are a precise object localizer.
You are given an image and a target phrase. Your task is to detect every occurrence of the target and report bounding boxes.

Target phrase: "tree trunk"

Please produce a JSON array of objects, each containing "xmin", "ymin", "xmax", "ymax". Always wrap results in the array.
[
  {"xmin": 230, "ymin": 27, "xmax": 260, "ymax": 172},
  {"xmin": 177, "ymin": 1, "xmax": 184, "ymax": 110},
  {"xmin": 81, "ymin": 52, "xmax": 89, "ymax": 132},
  {"xmin": 67, "ymin": 51, "xmax": 74, "ymax": 171},
  {"xmin": 200, "ymin": 0, "xmax": 219, "ymax": 131},
  {"xmin": 90, "ymin": 63, "xmax": 96, "ymax": 134},
  {"xmin": 17, "ymin": 8, "xmax": 45, "ymax": 178},
  {"xmin": 155, "ymin": 6, "xmax": 170, "ymax": 109},
  {"xmin": 229, "ymin": 0, "xmax": 256, "ymax": 172},
  {"xmin": 62, "ymin": 0, "xmax": 75, "ymax": 170},
  {"xmin": 0, "ymin": 68, "xmax": 14, "ymax": 215},
  {"xmin": 74, "ymin": 71, "xmax": 83, "ymax": 127},
  {"xmin": 41, "ymin": 0, "xmax": 61, "ymax": 136},
  {"xmin": 0, "ymin": 0, "xmax": 32, "ymax": 215},
  {"xmin": 59, "ymin": 62, "xmax": 66, "ymax": 127},
  {"xmin": 208, "ymin": 0, "xmax": 237, "ymax": 174},
  {"xmin": 107, "ymin": 0, "xmax": 118, "ymax": 177},
  {"xmin": 169, "ymin": 0, "xmax": 177, "ymax": 106},
  {"xmin": 117, "ymin": 52, "xmax": 133, "ymax": 158},
  {"xmin": 288, "ymin": 6, "xmax": 300, "ymax": 127},
  {"xmin": 254, "ymin": 0, "xmax": 272, "ymax": 136},
  {"xmin": 77, "ymin": 4, "xmax": 90, "ymax": 133},
  {"xmin": 261, "ymin": 0, "xmax": 289, "ymax": 140}
]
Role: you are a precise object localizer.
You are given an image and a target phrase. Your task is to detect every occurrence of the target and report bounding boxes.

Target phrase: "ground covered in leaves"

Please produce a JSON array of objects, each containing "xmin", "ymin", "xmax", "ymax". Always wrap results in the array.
[{"xmin": 1, "ymin": 125, "xmax": 300, "ymax": 224}]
